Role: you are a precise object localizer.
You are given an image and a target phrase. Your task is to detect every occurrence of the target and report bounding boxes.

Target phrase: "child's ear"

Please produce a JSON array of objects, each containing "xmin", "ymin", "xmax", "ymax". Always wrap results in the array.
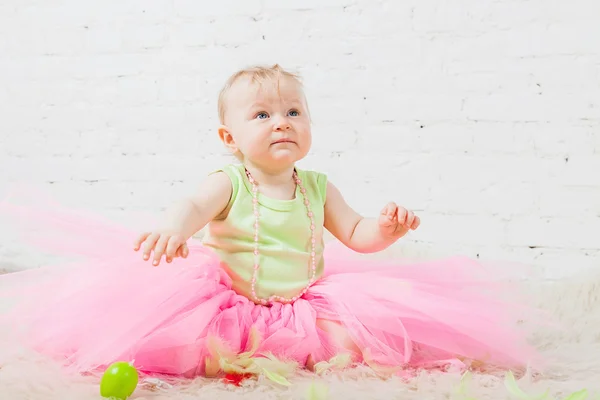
[{"xmin": 218, "ymin": 125, "xmax": 240, "ymax": 156}]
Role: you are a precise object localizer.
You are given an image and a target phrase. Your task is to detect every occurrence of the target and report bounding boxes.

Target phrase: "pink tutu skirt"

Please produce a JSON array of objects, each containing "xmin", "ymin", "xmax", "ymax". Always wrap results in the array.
[{"xmin": 0, "ymin": 192, "xmax": 542, "ymax": 378}]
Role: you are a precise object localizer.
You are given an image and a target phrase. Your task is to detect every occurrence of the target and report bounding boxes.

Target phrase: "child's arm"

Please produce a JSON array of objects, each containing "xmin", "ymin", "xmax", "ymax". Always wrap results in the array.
[
  {"xmin": 134, "ymin": 171, "xmax": 232, "ymax": 265},
  {"xmin": 323, "ymin": 181, "xmax": 420, "ymax": 253}
]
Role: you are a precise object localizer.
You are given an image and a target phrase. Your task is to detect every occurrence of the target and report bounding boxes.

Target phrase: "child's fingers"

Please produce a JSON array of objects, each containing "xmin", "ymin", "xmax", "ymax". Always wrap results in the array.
[
  {"xmin": 396, "ymin": 207, "xmax": 408, "ymax": 225},
  {"xmin": 381, "ymin": 202, "xmax": 397, "ymax": 219},
  {"xmin": 152, "ymin": 235, "xmax": 169, "ymax": 266},
  {"xmin": 411, "ymin": 216, "xmax": 421, "ymax": 230},
  {"xmin": 133, "ymin": 232, "xmax": 150, "ymax": 251},
  {"xmin": 142, "ymin": 233, "xmax": 160, "ymax": 261},
  {"xmin": 404, "ymin": 210, "xmax": 415, "ymax": 228},
  {"xmin": 378, "ymin": 213, "xmax": 393, "ymax": 227},
  {"xmin": 181, "ymin": 243, "xmax": 189, "ymax": 258},
  {"xmin": 165, "ymin": 237, "xmax": 182, "ymax": 262},
  {"xmin": 175, "ymin": 243, "xmax": 189, "ymax": 259}
]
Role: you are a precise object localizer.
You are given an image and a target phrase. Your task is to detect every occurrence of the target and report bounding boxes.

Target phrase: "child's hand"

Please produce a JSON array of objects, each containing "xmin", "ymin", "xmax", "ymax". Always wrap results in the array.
[
  {"xmin": 378, "ymin": 202, "xmax": 420, "ymax": 237},
  {"xmin": 133, "ymin": 232, "xmax": 189, "ymax": 266}
]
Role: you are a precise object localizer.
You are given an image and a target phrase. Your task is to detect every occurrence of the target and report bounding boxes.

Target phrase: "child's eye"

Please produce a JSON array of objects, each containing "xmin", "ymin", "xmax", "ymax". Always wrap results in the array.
[
  {"xmin": 288, "ymin": 110, "xmax": 299, "ymax": 117},
  {"xmin": 255, "ymin": 112, "xmax": 269, "ymax": 119}
]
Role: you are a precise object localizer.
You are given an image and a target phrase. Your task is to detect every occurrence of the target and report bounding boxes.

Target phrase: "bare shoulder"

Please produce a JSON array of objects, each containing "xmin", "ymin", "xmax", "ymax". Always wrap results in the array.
[
  {"xmin": 324, "ymin": 180, "xmax": 362, "ymax": 245},
  {"xmin": 189, "ymin": 170, "xmax": 233, "ymax": 219}
]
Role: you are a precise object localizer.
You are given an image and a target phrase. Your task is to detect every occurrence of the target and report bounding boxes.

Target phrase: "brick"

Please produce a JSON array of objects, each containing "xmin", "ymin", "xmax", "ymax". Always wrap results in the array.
[
  {"xmin": 412, "ymin": 0, "xmax": 484, "ymax": 34},
  {"xmin": 530, "ymin": 248, "xmax": 600, "ymax": 279},
  {"xmin": 463, "ymin": 93, "xmax": 599, "ymax": 121},
  {"xmin": 156, "ymin": 75, "xmax": 210, "ymax": 105},
  {"xmin": 469, "ymin": 120, "xmax": 598, "ymax": 158},
  {"xmin": 523, "ymin": 22, "xmax": 600, "ymax": 56},
  {"xmin": 505, "ymin": 216, "xmax": 600, "ymax": 249},
  {"xmin": 0, "ymin": 156, "xmax": 75, "ymax": 183},
  {"xmin": 0, "ymin": 106, "xmax": 41, "ymax": 133},
  {"xmin": 15, "ymin": 1, "xmax": 106, "ymax": 27},
  {"xmin": 538, "ymin": 185, "xmax": 600, "ymax": 218},
  {"xmin": 117, "ymin": 0, "xmax": 174, "ymax": 23},
  {"xmin": 433, "ymin": 154, "xmax": 559, "ymax": 188},
  {"xmin": 551, "ymin": 156, "xmax": 600, "ymax": 187},
  {"xmin": 483, "ymin": 0, "xmax": 599, "ymax": 31},
  {"xmin": 170, "ymin": 18, "xmax": 263, "ymax": 47},
  {"xmin": 417, "ymin": 122, "xmax": 475, "ymax": 154},
  {"xmin": 114, "ymin": 76, "xmax": 160, "ymax": 106},
  {"xmin": 30, "ymin": 106, "xmax": 107, "ymax": 134},
  {"xmin": 65, "ymin": 155, "xmax": 212, "ymax": 183},
  {"xmin": 351, "ymin": 124, "xmax": 423, "ymax": 154},
  {"xmin": 69, "ymin": 54, "xmax": 155, "ymax": 79},
  {"xmin": 83, "ymin": 26, "xmax": 123, "ymax": 53},
  {"xmin": 1, "ymin": 0, "xmax": 599, "ymax": 271},
  {"xmin": 319, "ymin": 151, "xmax": 438, "ymax": 212},
  {"xmin": 288, "ymin": 6, "xmax": 412, "ymax": 39},
  {"xmin": 121, "ymin": 23, "xmax": 167, "ymax": 51},
  {"xmin": 6, "ymin": 28, "xmax": 86, "ymax": 56},
  {"xmin": 77, "ymin": 130, "xmax": 119, "ymax": 156},
  {"xmin": 309, "ymin": 123, "xmax": 359, "ymax": 155},
  {"xmin": 470, "ymin": 122, "xmax": 536, "ymax": 155},
  {"xmin": 429, "ymin": 181, "xmax": 539, "ymax": 217},
  {"xmin": 174, "ymin": 0, "xmax": 262, "ymax": 17},
  {"xmin": 5, "ymin": 79, "xmax": 86, "ymax": 107},
  {"xmin": 530, "ymin": 122, "xmax": 598, "ymax": 156},
  {"xmin": 413, "ymin": 212, "xmax": 508, "ymax": 246},
  {"xmin": 0, "ymin": 56, "xmax": 63, "ymax": 80},
  {"xmin": 262, "ymin": 0, "xmax": 356, "ymax": 10},
  {"xmin": 169, "ymin": 21, "xmax": 216, "ymax": 47},
  {"xmin": 510, "ymin": 56, "xmax": 600, "ymax": 94},
  {"xmin": 444, "ymin": 19, "xmax": 600, "ymax": 60},
  {"xmin": 363, "ymin": 93, "xmax": 463, "ymax": 122},
  {"xmin": 446, "ymin": 54, "xmax": 600, "ymax": 101}
]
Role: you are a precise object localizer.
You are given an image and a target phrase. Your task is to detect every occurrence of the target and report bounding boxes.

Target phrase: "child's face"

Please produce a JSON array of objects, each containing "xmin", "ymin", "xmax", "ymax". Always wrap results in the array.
[{"xmin": 219, "ymin": 77, "xmax": 312, "ymax": 170}]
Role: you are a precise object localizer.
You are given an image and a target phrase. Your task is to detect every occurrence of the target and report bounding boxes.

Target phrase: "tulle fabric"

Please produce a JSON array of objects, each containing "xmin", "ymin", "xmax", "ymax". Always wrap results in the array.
[{"xmin": 0, "ymin": 190, "xmax": 541, "ymax": 377}]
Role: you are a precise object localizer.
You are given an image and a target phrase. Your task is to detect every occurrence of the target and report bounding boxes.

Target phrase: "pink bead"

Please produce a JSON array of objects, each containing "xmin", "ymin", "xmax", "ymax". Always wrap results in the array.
[{"xmin": 246, "ymin": 168, "xmax": 323, "ymax": 306}]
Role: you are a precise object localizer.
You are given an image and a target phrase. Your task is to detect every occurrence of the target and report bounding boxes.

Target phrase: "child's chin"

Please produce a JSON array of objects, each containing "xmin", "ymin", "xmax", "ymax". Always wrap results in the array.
[{"xmin": 268, "ymin": 150, "xmax": 304, "ymax": 164}]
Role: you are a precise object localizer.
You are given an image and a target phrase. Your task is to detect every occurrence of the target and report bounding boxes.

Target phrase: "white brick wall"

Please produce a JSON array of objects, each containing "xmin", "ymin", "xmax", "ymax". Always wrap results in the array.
[{"xmin": 1, "ymin": 0, "xmax": 599, "ymax": 277}]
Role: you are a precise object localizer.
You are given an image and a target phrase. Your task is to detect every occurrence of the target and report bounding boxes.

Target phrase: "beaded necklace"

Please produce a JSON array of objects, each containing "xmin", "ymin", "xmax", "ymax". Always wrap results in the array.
[{"xmin": 245, "ymin": 168, "xmax": 317, "ymax": 305}]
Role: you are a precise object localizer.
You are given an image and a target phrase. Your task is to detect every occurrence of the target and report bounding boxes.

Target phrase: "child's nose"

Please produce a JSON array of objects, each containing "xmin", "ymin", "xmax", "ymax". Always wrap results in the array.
[{"xmin": 273, "ymin": 116, "xmax": 291, "ymax": 131}]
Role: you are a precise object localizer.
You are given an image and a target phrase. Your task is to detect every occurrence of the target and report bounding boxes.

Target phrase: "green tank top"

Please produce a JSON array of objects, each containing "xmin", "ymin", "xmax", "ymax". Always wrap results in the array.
[{"xmin": 202, "ymin": 164, "xmax": 328, "ymax": 302}]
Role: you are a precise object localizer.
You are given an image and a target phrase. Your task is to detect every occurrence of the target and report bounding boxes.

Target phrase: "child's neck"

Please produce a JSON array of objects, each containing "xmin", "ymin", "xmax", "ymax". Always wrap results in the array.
[
  {"xmin": 243, "ymin": 162, "xmax": 298, "ymax": 201},
  {"xmin": 244, "ymin": 163, "xmax": 295, "ymax": 186}
]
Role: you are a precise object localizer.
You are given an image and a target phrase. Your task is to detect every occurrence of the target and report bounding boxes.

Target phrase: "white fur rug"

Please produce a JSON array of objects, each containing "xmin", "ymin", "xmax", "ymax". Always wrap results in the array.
[{"xmin": 0, "ymin": 255, "xmax": 599, "ymax": 399}]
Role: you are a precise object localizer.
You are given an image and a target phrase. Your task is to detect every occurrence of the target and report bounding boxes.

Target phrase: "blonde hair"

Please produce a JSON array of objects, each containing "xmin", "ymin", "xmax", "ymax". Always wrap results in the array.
[{"xmin": 217, "ymin": 64, "xmax": 304, "ymax": 124}]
